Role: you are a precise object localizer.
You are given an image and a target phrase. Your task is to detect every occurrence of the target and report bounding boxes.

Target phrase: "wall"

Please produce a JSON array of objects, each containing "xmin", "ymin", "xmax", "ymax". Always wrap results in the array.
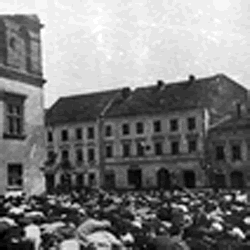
[
  {"xmin": 104, "ymin": 108, "xmax": 208, "ymax": 188},
  {"xmin": 0, "ymin": 76, "xmax": 45, "ymax": 195}
]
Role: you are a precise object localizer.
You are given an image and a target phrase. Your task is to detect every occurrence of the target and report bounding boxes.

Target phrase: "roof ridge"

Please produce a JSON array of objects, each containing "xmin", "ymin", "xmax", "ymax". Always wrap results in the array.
[
  {"xmin": 137, "ymin": 74, "xmax": 220, "ymax": 90},
  {"xmin": 60, "ymin": 87, "xmax": 122, "ymax": 100}
]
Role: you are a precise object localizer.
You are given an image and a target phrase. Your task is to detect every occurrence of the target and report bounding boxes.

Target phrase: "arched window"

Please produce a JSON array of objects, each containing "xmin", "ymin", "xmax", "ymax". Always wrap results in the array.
[
  {"xmin": 19, "ymin": 26, "xmax": 31, "ymax": 71},
  {"xmin": 0, "ymin": 20, "xmax": 7, "ymax": 64}
]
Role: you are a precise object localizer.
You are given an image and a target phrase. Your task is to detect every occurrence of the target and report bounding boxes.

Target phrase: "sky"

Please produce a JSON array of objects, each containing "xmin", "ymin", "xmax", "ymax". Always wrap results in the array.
[{"xmin": 1, "ymin": 0, "xmax": 250, "ymax": 108}]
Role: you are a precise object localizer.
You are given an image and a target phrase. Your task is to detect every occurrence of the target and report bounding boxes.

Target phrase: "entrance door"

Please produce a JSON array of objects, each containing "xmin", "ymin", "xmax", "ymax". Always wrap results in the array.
[
  {"xmin": 183, "ymin": 170, "xmax": 196, "ymax": 188},
  {"xmin": 157, "ymin": 168, "xmax": 171, "ymax": 189},
  {"xmin": 45, "ymin": 174, "xmax": 54, "ymax": 193},
  {"xmin": 231, "ymin": 171, "xmax": 244, "ymax": 188},
  {"xmin": 128, "ymin": 169, "xmax": 142, "ymax": 189}
]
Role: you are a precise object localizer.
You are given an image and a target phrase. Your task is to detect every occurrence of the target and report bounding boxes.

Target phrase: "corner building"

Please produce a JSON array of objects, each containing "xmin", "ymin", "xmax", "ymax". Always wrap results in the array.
[
  {"xmin": 207, "ymin": 109, "xmax": 250, "ymax": 189},
  {"xmin": 44, "ymin": 90, "xmax": 122, "ymax": 190},
  {"xmin": 0, "ymin": 15, "xmax": 46, "ymax": 195},
  {"xmin": 104, "ymin": 74, "xmax": 247, "ymax": 189}
]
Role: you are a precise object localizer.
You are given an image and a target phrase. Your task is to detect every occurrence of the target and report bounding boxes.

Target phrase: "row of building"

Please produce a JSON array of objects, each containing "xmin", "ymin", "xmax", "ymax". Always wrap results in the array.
[
  {"xmin": 1, "ymin": 14, "xmax": 250, "ymax": 196},
  {"xmin": 44, "ymin": 73, "xmax": 250, "ymax": 191}
]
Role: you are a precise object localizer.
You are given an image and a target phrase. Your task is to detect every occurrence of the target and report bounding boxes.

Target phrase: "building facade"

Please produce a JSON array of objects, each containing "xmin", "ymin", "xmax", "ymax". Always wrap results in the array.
[
  {"xmin": 0, "ymin": 15, "xmax": 46, "ymax": 195},
  {"xmin": 103, "ymin": 74, "xmax": 247, "ymax": 189},
  {"xmin": 45, "ymin": 74, "xmax": 248, "ymax": 190},
  {"xmin": 207, "ymin": 108, "xmax": 250, "ymax": 189},
  {"xmin": 44, "ymin": 90, "xmax": 122, "ymax": 190}
]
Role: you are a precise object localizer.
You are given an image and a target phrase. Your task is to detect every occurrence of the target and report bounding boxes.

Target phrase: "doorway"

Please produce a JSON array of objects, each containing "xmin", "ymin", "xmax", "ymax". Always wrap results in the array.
[
  {"xmin": 157, "ymin": 168, "xmax": 171, "ymax": 189},
  {"xmin": 128, "ymin": 169, "xmax": 142, "ymax": 189},
  {"xmin": 183, "ymin": 170, "xmax": 196, "ymax": 188}
]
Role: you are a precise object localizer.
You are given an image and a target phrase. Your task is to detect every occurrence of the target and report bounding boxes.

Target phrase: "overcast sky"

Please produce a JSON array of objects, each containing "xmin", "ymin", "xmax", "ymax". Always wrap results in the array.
[{"xmin": 1, "ymin": 0, "xmax": 250, "ymax": 107}]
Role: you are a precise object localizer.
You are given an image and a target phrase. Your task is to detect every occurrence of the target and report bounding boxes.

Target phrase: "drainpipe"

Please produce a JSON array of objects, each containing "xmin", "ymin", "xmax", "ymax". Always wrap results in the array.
[
  {"xmin": 201, "ymin": 108, "xmax": 209, "ymax": 187},
  {"xmin": 98, "ymin": 115, "xmax": 105, "ymax": 189}
]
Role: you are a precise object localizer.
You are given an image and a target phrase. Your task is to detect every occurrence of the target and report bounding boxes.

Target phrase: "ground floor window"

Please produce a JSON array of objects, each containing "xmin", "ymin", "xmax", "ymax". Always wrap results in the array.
[
  {"xmin": 76, "ymin": 174, "xmax": 84, "ymax": 187},
  {"xmin": 88, "ymin": 173, "xmax": 96, "ymax": 186},
  {"xmin": 230, "ymin": 171, "xmax": 244, "ymax": 188},
  {"xmin": 45, "ymin": 174, "xmax": 55, "ymax": 193},
  {"xmin": 60, "ymin": 173, "xmax": 72, "ymax": 186},
  {"xmin": 128, "ymin": 169, "xmax": 142, "ymax": 189},
  {"xmin": 8, "ymin": 164, "xmax": 23, "ymax": 188},
  {"xmin": 157, "ymin": 168, "xmax": 171, "ymax": 189},
  {"xmin": 183, "ymin": 170, "xmax": 196, "ymax": 188},
  {"xmin": 105, "ymin": 171, "xmax": 116, "ymax": 189}
]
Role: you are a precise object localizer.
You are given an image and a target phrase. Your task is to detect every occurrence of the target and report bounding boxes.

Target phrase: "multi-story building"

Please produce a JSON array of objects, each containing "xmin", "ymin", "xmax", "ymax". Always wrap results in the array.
[
  {"xmin": 207, "ymin": 104, "xmax": 250, "ymax": 188},
  {"xmin": 103, "ymin": 74, "xmax": 247, "ymax": 189},
  {"xmin": 44, "ymin": 89, "xmax": 122, "ymax": 190},
  {"xmin": 0, "ymin": 15, "xmax": 46, "ymax": 195},
  {"xmin": 45, "ymin": 73, "xmax": 248, "ymax": 190}
]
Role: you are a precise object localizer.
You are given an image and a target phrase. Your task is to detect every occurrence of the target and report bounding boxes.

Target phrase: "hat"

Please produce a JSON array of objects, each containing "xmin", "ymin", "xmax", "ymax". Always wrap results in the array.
[
  {"xmin": 210, "ymin": 222, "xmax": 223, "ymax": 232},
  {"xmin": 244, "ymin": 217, "xmax": 250, "ymax": 225}
]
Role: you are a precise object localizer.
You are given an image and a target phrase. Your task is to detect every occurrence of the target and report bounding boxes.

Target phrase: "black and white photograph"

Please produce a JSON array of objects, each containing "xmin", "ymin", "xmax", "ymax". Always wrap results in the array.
[{"xmin": 1, "ymin": 0, "xmax": 250, "ymax": 249}]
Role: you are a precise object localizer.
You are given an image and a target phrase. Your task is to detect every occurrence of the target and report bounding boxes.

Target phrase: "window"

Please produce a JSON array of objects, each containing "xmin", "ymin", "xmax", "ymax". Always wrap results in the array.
[
  {"xmin": 61, "ymin": 130, "xmax": 68, "ymax": 141},
  {"xmin": 47, "ymin": 150, "xmax": 55, "ymax": 160},
  {"xmin": 136, "ymin": 142, "xmax": 144, "ymax": 156},
  {"xmin": 61, "ymin": 150, "xmax": 69, "ymax": 160},
  {"xmin": 136, "ymin": 122, "xmax": 144, "ymax": 134},
  {"xmin": 4, "ymin": 93, "xmax": 26, "ymax": 139},
  {"xmin": 187, "ymin": 117, "xmax": 196, "ymax": 131},
  {"xmin": 171, "ymin": 141, "xmax": 179, "ymax": 155},
  {"xmin": 215, "ymin": 146, "xmax": 225, "ymax": 161},
  {"xmin": 122, "ymin": 143, "xmax": 131, "ymax": 157},
  {"xmin": 88, "ymin": 148, "xmax": 95, "ymax": 162},
  {"xmin": 232, "ymin": 145, "xmax": 242, "ymax": 161},
  {"xmin": 153, "ymin": 120, "xmax": 162, "ymax": 133},
  {"xmin": 8, "ymin": 164, "xmax": 23, "ymax": 187},
  {"xmin": 188, "ymin": 140, "xmax": 197, "ymax": 153},
  {"xmin": 170, "ymin": 119, "xmax": 178, "ymax": 132},
  {"xmin": 47, "ymin": 131, "xmax": 53, "ymax": 143},
  {"xmin": 105, "ymin": 125, "xmax": 112, "ymax": 137},
  {"xmin": 87, "ymin": 127, "xmax": 95, "ymax": 140},
  {"xmin": 122, "ymin": 123, "xmax": 130, "ymax": 135},
  {"xmin": 105, "ymin": 145, "xmax": 113, "ymax": 158},
  {"xmin": 75, "ymin": 128, "xmax": 82, "ymax": 140},
  {"xmin": 76, "ymin": 149, "xmax": 83, "ymax": 162},
  {"xmin": 154, "ymin": 142, "xmax": 163, "ymax": 155}
]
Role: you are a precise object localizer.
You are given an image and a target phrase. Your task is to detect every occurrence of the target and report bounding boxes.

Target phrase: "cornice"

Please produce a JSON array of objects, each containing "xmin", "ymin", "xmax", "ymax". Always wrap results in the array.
[{"xmin": 0, "ymin": 64, "xmax": 46, "ymax": 88}]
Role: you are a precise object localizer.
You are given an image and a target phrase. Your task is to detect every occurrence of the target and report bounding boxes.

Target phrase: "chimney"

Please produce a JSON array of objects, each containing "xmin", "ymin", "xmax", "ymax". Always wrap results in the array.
[
  {"xmin": 121, "ymin": 87, "xmax": 130, "ymax": 99},
  {"xmin": 236, "ymin": 102, "xmax": 242, "ymax": 118},
  {"xmin": 189, "ymin": 74, "xmax": 195, "ymax": 84},
  {"xmin": 157, "ymin": 80, "xmax": 164, "ymax": 89}
]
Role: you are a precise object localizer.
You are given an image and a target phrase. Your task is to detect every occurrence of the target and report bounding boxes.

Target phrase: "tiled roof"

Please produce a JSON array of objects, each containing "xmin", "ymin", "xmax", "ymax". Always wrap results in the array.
[
  {"xmin": 106, "ymin": 74, "xmax": 247, "ymax": 118},
  {"xmin": 46, "ymin": 73, "xmax": 247, "ymax": 126},
  {"xmin": 209, "ymin": 114, "xmax": 250, "ymax": 132},
  {"xmin": 45, "ymin": 89, "xmax": 121, "ymax": 126}
]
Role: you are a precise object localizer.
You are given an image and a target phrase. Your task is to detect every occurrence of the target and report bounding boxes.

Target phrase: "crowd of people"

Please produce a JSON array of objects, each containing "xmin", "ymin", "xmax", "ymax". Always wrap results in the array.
[{"xmin": 1, "ymin": 186, "xmax": 250, "ymax": 249}]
